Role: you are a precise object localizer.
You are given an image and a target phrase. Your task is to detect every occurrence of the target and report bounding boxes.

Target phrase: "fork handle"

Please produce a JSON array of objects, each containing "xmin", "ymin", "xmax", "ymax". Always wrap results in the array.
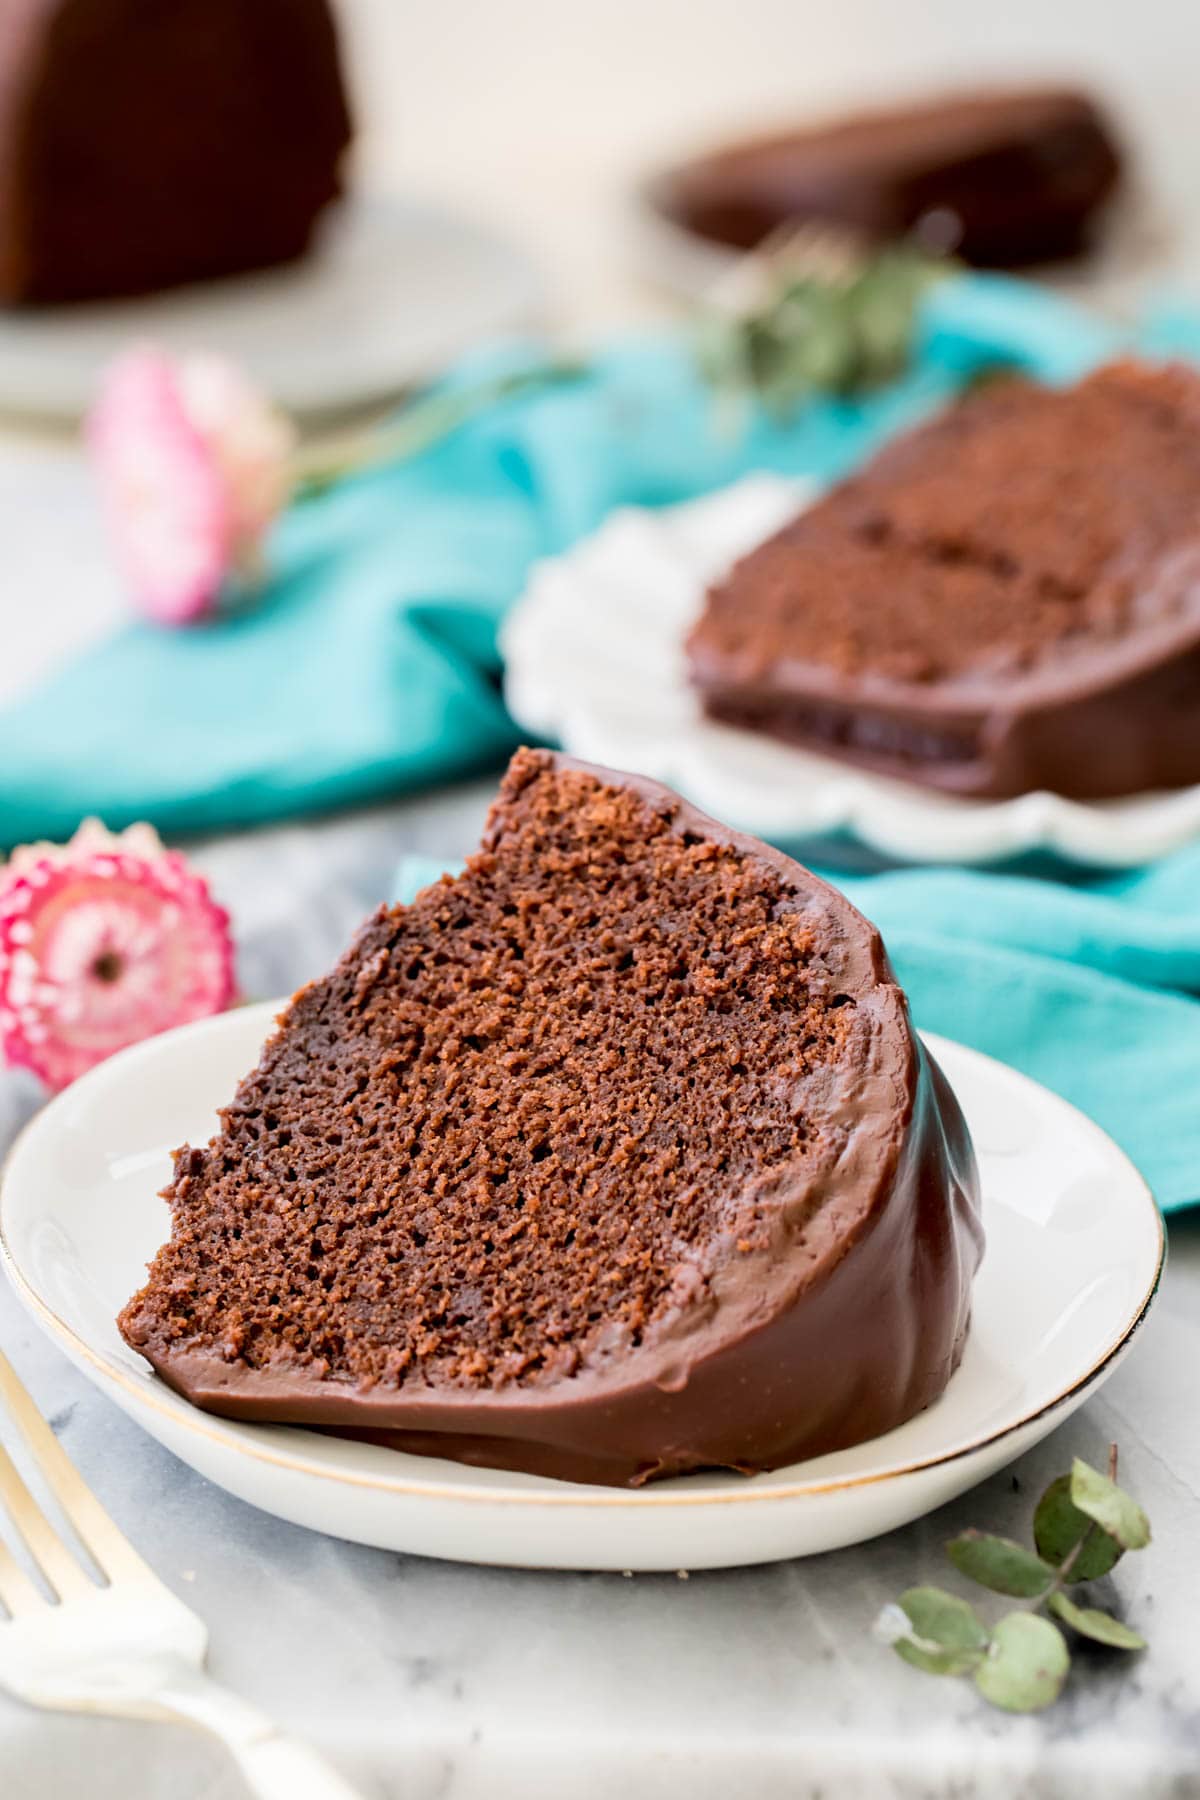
[
  {"xmin": 152, "ymin": 1664, "xmax": 364, "ymax": 1799},
  {"xmin": 220, "ymin": 1732, "xmax": 366, "ymax": 1800}
]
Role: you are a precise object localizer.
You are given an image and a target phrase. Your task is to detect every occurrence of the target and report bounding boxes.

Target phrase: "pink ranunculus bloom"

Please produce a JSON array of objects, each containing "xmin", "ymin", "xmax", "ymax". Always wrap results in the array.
[
  {"xmin": 86, "ymin": 347, "xmax": 296, "ymax": 625},
  {"xmin": 0, "ymin": 820, "xmax": 236, "ymax": 1091}
]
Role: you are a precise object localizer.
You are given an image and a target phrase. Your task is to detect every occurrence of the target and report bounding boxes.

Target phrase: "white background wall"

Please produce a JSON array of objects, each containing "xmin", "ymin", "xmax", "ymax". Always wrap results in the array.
[{"xmin": 340, "ymin": 0, "xmax": 1200, "ymax": 321}]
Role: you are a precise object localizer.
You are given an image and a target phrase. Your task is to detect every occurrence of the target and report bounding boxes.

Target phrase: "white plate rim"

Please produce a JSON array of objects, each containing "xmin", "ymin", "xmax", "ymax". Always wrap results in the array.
[
  {"xmin": 500, "ymin": 476, "xmax": 1200, "ymax": 867},
  {"xmin": 0, "ymin": 1003, "xmax": 1165, "ymax": 1512},
  {"xmin": 0, "ymin": 193, "xmax": 546, "ymax": 420},
  {"xmin": 623, "ymin": 170, "xmax": 1182, "ymax": 317}
]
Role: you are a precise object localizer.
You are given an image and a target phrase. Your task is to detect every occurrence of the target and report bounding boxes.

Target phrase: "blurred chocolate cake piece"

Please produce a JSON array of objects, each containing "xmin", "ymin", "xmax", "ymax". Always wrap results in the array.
[
  {"xmin": 659, "ymin": 87, "xmax": 1122, "ymax": 267},
  {"xmin": 687, "ymin": 361, "xmax": 1200, "ymax": 800},
  {"xmin": 0, "ymin": 0, "xmax": 353, "ymax": 305}
]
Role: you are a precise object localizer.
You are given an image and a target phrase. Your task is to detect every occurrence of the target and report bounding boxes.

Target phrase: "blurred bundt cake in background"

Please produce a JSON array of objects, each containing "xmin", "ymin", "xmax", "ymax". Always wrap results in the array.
[{"xmin": 0, "ymin": 0, "xmax": 353, "ymax": 305}]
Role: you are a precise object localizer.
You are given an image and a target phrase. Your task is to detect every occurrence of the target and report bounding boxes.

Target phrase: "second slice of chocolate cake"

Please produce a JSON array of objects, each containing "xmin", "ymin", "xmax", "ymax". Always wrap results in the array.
[
  {"xmin": 120, "ymin": 750, "xmax": 982, "ymax": 1487},
  {"xmin": 688, "ymin": 360, "xmax": 1200, "ymax": 800}
]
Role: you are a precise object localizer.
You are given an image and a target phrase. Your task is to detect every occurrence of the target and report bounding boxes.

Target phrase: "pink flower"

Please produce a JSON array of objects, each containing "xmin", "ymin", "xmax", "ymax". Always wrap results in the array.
[
  {"xmin": 87, "ymin": 348, "xmax": 296, "ymax": 625},
  {"xmin": 0, "ymin": 821, "xmax": 236, "ymax": 1091}
]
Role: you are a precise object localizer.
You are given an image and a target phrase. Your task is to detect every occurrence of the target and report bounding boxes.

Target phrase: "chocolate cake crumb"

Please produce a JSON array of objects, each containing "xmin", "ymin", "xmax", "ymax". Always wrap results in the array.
[{"xmin": 121, "ymin": 752, "xmax": 856, "ymax": 1389}]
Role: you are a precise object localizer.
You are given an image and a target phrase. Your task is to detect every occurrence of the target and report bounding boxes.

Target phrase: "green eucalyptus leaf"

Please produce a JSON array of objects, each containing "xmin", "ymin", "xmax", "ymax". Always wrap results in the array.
[
  {"xmin": 1048, "ymin": 1592, "xmax": 1147, "ymax": 1651},
  {"xmin": 875, "ymin": 1592, "xmax": 988, "ymax": 1677},
  {"xmin": 693, "ymin": 315, "xmax": 746, "ymax": 388},
  {"xmin": 946, "ymin": 1531, "xmax": 1055, "ymax": 1598},
  {"xmin": 973, "ymin": 1612, "xmax": 1070, "ymax": 1713},
  {"xmin": 1070, "ymin": 1458, "xmax": 1151, "ymax": 1552},
  {"xmin": 898, "ymin": 1587, "xmax": 990, "ymax": 1652},
  {"xmin": 894, "ymin": 1637, "xmax": 987, "ymax": 1677},
  {"xmin": 693, "ymin": 244, "xmax": 950, "ymax": 417},
  {"xmin": 853, "ymin": 262, "xmax": 928, "ymax": 376},
  {"xmin": 1034, "ymin": 1475, "xmax": 1123, "ymax": 1582}
]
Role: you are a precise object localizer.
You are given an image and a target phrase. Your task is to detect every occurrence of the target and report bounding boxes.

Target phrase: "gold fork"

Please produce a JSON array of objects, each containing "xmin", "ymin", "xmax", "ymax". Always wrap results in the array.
[{"xmin": 0, "ymin": 1347, "xmax": 363, "ymax": 1798}]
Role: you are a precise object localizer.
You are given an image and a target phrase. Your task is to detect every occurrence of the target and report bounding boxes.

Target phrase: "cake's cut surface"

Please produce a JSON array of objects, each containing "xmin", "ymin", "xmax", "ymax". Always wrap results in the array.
[
  {"xmin": 0, "ymin": 0, "xmax": 352, "ymax": 305},
  {"xmin": 132, "ymin": 789, "xmax": 851, "ymax": 1390},
  {"xmin": 688, "ymin": 361, "xmax": 1200, "ymax": 799},
  {"xmin": 120, "ymin": 751, "xmax": 982, "ymax": 1486}
]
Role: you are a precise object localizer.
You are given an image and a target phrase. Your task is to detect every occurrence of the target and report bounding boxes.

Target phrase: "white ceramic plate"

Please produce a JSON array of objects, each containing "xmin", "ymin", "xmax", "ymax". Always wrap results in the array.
[
  {"xmin": 502, "ymin": 475, "xmax": 1200, "ymax": 866},
  {"xmin": 0, "ymin": 1002, "xmax": 1161, "ymax": 1571},
  {"xmin": 0, "ymin": 196, "xmax": 544, "ymax": 420},
  {"xmin": 625, "ymin": 175, "xmax": 1180, "ymax": 320}
]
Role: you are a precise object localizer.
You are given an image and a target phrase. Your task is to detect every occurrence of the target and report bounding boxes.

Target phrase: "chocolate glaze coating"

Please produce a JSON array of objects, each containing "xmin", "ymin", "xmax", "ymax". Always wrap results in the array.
[
  {"xmin": 695, "ymin": 627, "xmax": 1200, "ymax": 801},
  {"xmin": 123, "ymin": 757, "xmax": 983, "ymax": 1488},
  {"xmin": 655, "ymin": 86, "xmax": 1121, "ymax": 267}
]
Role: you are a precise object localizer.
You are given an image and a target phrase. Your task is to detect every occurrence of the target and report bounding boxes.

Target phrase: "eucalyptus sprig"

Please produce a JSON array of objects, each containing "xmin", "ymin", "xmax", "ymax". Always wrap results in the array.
[
  {"xmin": 875, "ymin": 1446, "xmax": 1150, "ymax": 1713},
  {"xmin": 694, "ymin": 237, "xmax": 951, "ymax": 424}
]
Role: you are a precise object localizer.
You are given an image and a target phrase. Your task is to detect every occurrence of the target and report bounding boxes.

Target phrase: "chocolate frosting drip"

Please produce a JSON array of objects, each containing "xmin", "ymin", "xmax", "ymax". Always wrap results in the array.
[
  {"xmin": 123, "ymin": 755, "xmax": 983, "ymax": 1488},
  {"xmin": 697, "ymin": 646, "xmax": 1200, "ymax": 802}
]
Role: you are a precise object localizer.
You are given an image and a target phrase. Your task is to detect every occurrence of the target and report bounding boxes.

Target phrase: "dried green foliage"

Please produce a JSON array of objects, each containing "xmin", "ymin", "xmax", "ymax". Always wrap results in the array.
[
  {"xmin": 876, "ymin": 1447, "xmax": 1149, "ymax": 1713},
  {"xmin": 695, "ymin": 244, "xmax": 949, "ymax": 419}
]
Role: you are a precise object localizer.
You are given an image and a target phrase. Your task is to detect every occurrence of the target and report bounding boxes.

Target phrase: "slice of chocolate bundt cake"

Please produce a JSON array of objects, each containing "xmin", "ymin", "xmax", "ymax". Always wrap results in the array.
[
  {"xmin": 688, "ymin": 360, "xmax": 1200, "ymax": 800},
  {"xmin": 120, "ymin": 751, "xmax": 982, "ymax": 1487}
]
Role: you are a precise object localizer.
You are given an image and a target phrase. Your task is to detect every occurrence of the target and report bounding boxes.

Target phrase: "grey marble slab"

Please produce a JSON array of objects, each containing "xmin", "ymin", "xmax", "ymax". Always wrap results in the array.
[{"xmin": 2, "ymin": 786, "xmax": 1198, "ymax": 1800}]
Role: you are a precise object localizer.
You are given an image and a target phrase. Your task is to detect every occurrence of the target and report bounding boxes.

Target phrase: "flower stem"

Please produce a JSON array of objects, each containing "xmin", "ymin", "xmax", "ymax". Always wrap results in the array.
[
  {"xmin": 290, "ymin": 359, "xmax": 587, "ymax": 499},
  {"xmin": 1032, "ymin": 1444, "xmax": 1119, "ymax": 1612}
]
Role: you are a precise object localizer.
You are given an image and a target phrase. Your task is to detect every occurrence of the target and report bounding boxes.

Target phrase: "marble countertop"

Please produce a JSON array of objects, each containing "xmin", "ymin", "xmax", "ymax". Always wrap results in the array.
[
  {"xmin": 5, "ymin": 5, "xmax": 1200, "ymax": 1787},
  {"xmin": 1, "ymin": 782, "xmax": 1198, "ymax": 1800}
]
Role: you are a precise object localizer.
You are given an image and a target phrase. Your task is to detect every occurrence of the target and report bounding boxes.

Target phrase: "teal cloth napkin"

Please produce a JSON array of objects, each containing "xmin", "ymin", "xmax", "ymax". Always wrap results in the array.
[
  {"xmin": 394, "ymin": 849, "xmax": 1200, "ymax": 1214},
  {"xmin": 10, "ymin": 270, "xmax": 1200, "ymax": 1208},
  {"xmin": 0, "ymin": 272, "xmax": 1144, "ymax": 849}
]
